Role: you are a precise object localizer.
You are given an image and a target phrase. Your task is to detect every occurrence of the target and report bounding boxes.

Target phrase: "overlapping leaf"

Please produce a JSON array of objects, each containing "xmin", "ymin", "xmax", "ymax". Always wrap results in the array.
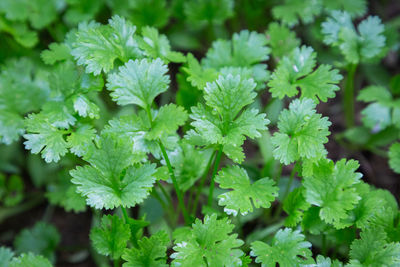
[
  {"xmin": 70, "ymin": 135, "xmax": 157, "ymax": 209},
  {"xmin": 186, "ymin": 74, "xmax": 269, "ymax": 163},
  {"xmin": 216, "ymin": 165, "xmax": 278, "ymax": 216},
  {"xmin": 271, "ymin": 98, "xmax": 331, "ymax": 165},
  {"xmin": 303, "ymin": 158, "xmax": 363, "ymax": 228},
  {"xmin": 268, "ymin": 46, "xmax": 342, "ymax": 102},
  {"xmin": 250, "ymin": 228, "xmax": 312, "ymax": 266},
  {"xmin": 171, "ymin": 214, "xmax": 244, "ymax": 266}
]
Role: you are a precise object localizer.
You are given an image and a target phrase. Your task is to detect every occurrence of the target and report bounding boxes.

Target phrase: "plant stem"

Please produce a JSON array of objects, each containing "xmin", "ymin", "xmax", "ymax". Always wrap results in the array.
[
  {"xmin": 207, "ymin": 147, "xmax": 223, "ymax": 207},
  {"xmin": 191, "ymin": 150, "xmax": 216, "ymax": 215},
  {"xmin": 114, "ymin": 258, "xmax": 120, "ymax": 267},
  {"xmin": 156, "ymin": 180, "xmax": 173, "ymax": 208},
  {"xmin": 158, "ymin": 140, "xmax": 191, "ymax": 225},
  {"xmin": 120, "ymin": 206, "xmax": 130, "ymax": 223},
  {"xmin": 274, "ymin": 162, "xmax": 298, "ymax": 219},
  {"xmin": 344, "ymin": 64, "xmax": 358, "ymax": 128}
]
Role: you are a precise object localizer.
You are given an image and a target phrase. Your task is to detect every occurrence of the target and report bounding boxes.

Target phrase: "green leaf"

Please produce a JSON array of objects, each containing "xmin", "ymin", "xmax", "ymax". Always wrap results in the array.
[
  {"xmin": 14, "ymin": 222, "xmax": 60, "ymax": 263},
  {"xmin": 9, "ymin": 253, "xmax": 53, "ymax": 267},
  {"xmin": 23, "ymin": 113, "xmax": 69, "ymax": 163},
  {"xmin": 137, "ymin": 26, "xmax": 185, "ymax": 63},
  {"xmin": 46, "ymin": 171, "xmax": 87, "ymax": 213},
  {"xmin": 389, "ymin": 143, "xmax": 400, "ymax": 174},
  {"xmin": 0, "ymin": 246, "xmax": 14, "ymax": 267},
  {"xmin": 184, "ymin": 0, "xmax": 234, "ymax": 27},
  {"xmin": 171, "ymin": 214, "xmax": 244, "ymax": 266},
  {"xmin": 169, "ymin": 142, "xmax": 213, "ymax": 191},
  {"xmin": 322, "ymin": 0, "xmax": 367, "ymax": 17},
  {"xmin": 357, "ymin": 85, "xmax": 392, "ymax": 105},
  {"xmin": 122, "ymin": 231, "xmax": 169, "ymax": 267},
  {"xmin": 70, "ymin": 135, "xmax": 157, "ymax": 209},
  {"xmin": 124, "ymin": 0, "xmax": 170, "ymax": 29},
  {"xmin": 182, "ymin": 53, "xmax": 219, "ymax": 90},
  {"xmin": 0, "ymin": 0, "xmax": 57, "ymax": 29},
  {"xmin": 106, "ymin": 58, "xmax": 170, "ymax": 108},
  {"xmin": 66, "ymin": 124, "xmax": 97, "ymax": 157},
  {"xmin": 348, "ymin": 227, "xmax": 400, "ymax": 266},
  {"xmin": 72, "ymin": 15, "xmax": 142, "ymax": 75},
  {"xmin": 215, "ymin": 165, "xmax": 278, "ymax": 216},
  {"xmin": 0, "ymin": 58, "xmax": 49, "ymax": 144},
  {"xmin": 203, "ymin": 30, "xmax": 270, "ymax": 89},
  {"xmin": 91, "ymin": 215, "xmax": 131, "ymax": 260},
  {"xmin": 266, "ymin": 22, "xmax": 300, "ymax": 59},
  {"xmin": 250, "ymin": 228, "xmax": 312, "ymax": 266},
  {"xmin": 322, "ymin": 11, "xmax": 386, "ymax": 64},
  {"xmin": 187, "ymin": 74, "xmax": 269, "ymax": 163},
  {"xmin": 360, "ymin": 103, "xmax": 391, "ymax": 131},
  {"xmin": 283, "ymin": 187, "xmax": 311, "ymax": 227},
  {"xmin": 268, "ymin": 46, "xmax": 342, "ymax": 102},
  {"xmin": 41, "ymin": 43, "xmax": 72, "ymax": 65},
  {"xmin": 303, "ymin": 158, "xmax": 363, "ymax": 228},
  {"xmin": 272, "ymin": 0, "xmax": 322, "ymax": 27},
  {"xmin": 314, "ymin": 255, "xmax": 343, "ymax": 267},
  {"xmin": 271, "ymin": 98, "xmax": 331, "ymax": 165},
  {"xmin": 147, "ymin": 104, "xmax": 188, "ymax": 140}
]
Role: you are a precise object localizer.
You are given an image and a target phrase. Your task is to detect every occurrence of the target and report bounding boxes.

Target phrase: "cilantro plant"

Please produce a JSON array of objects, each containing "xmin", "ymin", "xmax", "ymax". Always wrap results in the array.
[{"xmin": 0, "ymin": 1, "xmax": 400, "ymax": 267}]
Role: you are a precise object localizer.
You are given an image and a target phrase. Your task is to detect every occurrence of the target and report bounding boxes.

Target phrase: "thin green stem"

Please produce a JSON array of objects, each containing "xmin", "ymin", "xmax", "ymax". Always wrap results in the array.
[
  {"xmin": 156, "ymin": 180, "xmax": 173, "ymax": 208},
  {"xmin": 274, "ymin": 162, "xmax": 298, "ymax": 219},
  {"xmin": 192, "ymin": 150, "xmax": 216, "ymax": 215},
  {"xmin": 120, "ymin": 206, "xmax": 130, "ymax": 223},
  {"xmin": 344, "ymin": 64, "xmax": 358, "ymax": 128},
  {"xmin": 207, "ymin": 147, "xmax": 223, "ymax": 207},
  {"xmin": 159, "ymin": 140, "xmax": 191, "ymax": 225}
]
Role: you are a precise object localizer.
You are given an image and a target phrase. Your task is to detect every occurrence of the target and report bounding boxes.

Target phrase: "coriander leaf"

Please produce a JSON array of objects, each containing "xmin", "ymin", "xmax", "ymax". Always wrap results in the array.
[
  {"xmin": 171, "ymin": 214, "xmax": 244, "ymax": 266},
  {"xmin": 314, "ymin": 255, "xmax": 343, "ymax": 267},
  {"xmin": 66, "ymin": 124, "xmax": 97, "ymax": 157},
  {"xmin": 23, "ymin": 113, "xmax": 68, "ymax": 163},
  {"xmin": 389, "ymin": 143, "xmax": 400, "ymax": 174},
  {"xmin": 46, "ymin": 171, "xmax": 87, "ymax": 213},
  {"xmin": 266, "ymin": 22, "xmax": 300, "ymax": 59},
  {"xmin": 357, "ymin": 85, "xmax": 392, "ymax": 105},
  {"xmin": 184, "ymin": 0, "xmax": 234, "ymax": 27},
  {"xmin": 271, "ymin": 98, "xmax": 331, "ymax": 165},
  {"xmin": 70, "ymin": 135, "xmax": 157, "ymax": 209},
  {"xmin": 360, "ymin": 103, "xmax": 391, "ymax": 131},
  {"xmin": 137, "ymin": 26, "xmax": 185, "ymax": 63},
  {"xmin": 41, "ymin": 43, "xmax": 72, "ymax": 65},
  {"xmin": 0, "ymin": 246, "xmax": 14, "ymax": 266},
  {"xmin": 107, "ymin": 58, "xmax": 170, "ymax": 108},
  {"xmin": 322, "ymin": 11, "xmax": 386, "ymax": 64},
  {"xmin": 216, "ymin": 165, "xmax": 278, "ymax": 216},
  {"xmin": 122, "ymin": 231, "xmax": 169, "ymax": 267},
  {"xmin": 147, "ymin": 104, "xmax": 188, "ymax": 140},
  {"xmin": 322, "ymin": 0, "xmax": 367, "ymax": 17},
  {"xmin": 14, "ymin": 222, "xmax": 60, "ymax": 263},
  {"xmin": 187, "ymin": 74, "xmax": 269, "ymax": 163},
  {"xmin": 73, "ymin": 95, "xmax": 100, "ymax": 119},
  {"xmin": 91, "ymin": 215, "xmax": 130, "ymax": 260},
  {"xmin": 103, "ymin": 108, "xmax": 181, "ymax": 159},
  {"xmin": 123, "ymin": 0, "xmax": 170, "ymax": 29},
  {"xmin": 283, "ymin": 187, "xmax": 311, "ymax": 227},
  {"xmin": 250, "ymin": 228, "xmax": 312, "ymax": 266},
  {"xmin": 72, "ymin": 15, "xmax": 142, "ymax": 75},
  {"xmin": 303, "ymin": 158, "xmax": 362, "ymax": 228},
  {"xmin": 268, "ymin": 46, "xmax": 342, "ymax": 102},
  {"xmin": 348, "ymin": 227, "xmax": 400, "ymax": 266},
  {"xmin": 202, "ymin": 30, "xmax": 270, "ymax": 89},
  {"xmin": 0, "ymin": 58, "xmax": 49, "ymax": 144},
  {"xmin": 272, "ymin": 0, "xmax": 322, "ymax": 27},
  {"xmin": 169, "ymin": 142, "xmax": 213, "ymax": 192},
  {"xmin": 182, "ymin": 53, "xmax": 219, "ymax": 90},
  {"xmin": 9, "ymin": 253, "xmax": 53, "ymax": 267}
]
